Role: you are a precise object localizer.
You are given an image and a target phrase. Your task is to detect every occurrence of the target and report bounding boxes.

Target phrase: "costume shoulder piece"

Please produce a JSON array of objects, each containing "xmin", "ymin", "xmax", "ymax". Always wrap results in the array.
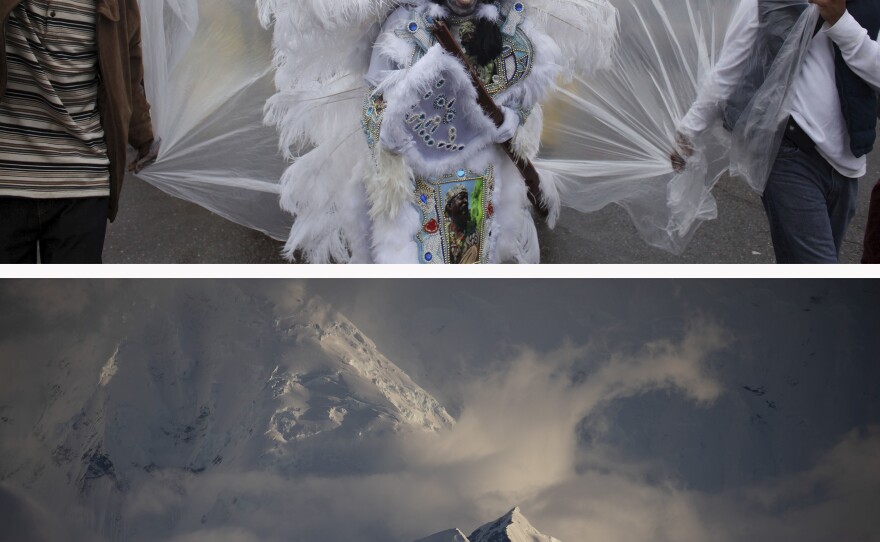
[
  {"xmin": 371, "ymin": 1, "xmax": 559, "ymax": 103},
  {"xmin": 382, "ymin": 1, "xmax": 536, "ymax": 86}
]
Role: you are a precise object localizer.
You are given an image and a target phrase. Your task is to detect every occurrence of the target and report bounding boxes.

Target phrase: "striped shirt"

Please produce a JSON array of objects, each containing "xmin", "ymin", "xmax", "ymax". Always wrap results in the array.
[{"xmin": 0, "ymin": 0, "xmax": 109, "ymax": 198}]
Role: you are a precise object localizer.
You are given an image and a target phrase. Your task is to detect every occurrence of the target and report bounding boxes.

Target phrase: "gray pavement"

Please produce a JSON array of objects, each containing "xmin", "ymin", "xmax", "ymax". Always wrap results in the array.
[
  {"xmin": 104, "ymin": 174, "xmax": 286, "ymax": 264},
  {"xmin": 104, "ymin": 157, "xmax": 877, "ymax": 264}
]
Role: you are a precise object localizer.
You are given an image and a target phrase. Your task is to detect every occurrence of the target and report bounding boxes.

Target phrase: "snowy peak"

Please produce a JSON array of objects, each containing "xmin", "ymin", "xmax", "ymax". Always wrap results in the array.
[
  {"xmin": 416, "ymin": 508, "xmax": 561, "ymax": 542},
  {"xmin": 415, "ymin": 528, "xmax": 470, "ymax": 542},
  {"xmin": 274, "ymin": 301, "xmax": 455, "ymax": 434},
  {"xmin": 469, "ymin": 507, "xmax": 562, "ymax": 542}
]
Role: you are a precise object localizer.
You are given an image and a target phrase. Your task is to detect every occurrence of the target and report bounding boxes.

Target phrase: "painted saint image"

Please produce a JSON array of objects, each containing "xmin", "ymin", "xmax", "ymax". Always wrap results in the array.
[{"xmin": 444, "ymin": 184, "xmax": 481, "ymax": 264}]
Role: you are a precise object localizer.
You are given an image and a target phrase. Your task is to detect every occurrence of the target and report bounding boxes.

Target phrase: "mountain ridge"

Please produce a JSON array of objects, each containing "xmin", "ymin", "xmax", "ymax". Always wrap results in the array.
[{"xmin": 417, "ymin": 508, "xmax": 562, "ymax": 542}]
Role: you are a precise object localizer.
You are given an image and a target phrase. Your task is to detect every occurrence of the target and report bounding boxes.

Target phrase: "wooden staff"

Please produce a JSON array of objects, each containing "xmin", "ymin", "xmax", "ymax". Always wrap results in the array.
[{"xmin": 431, "ymin": 20, "xmax": 549, "ymax": 218}]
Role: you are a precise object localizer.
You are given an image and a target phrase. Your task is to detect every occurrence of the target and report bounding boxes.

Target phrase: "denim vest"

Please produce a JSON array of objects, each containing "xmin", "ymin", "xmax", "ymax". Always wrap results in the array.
[{"xmin": 724, "ymin": 0, "xmax": 880, "ymax": 158}]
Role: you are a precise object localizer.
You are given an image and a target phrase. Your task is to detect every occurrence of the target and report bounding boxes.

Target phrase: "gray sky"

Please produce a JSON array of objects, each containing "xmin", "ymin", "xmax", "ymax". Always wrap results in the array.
[{"xmin": 0, "ymin": 280, "xmax": 878, "ymax": 541}]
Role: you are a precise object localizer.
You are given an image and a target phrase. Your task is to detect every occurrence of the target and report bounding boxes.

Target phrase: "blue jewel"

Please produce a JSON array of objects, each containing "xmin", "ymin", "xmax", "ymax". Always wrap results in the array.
[
  {"xmin": 515, "ymin": 2, "xmax": 524, "ymax": 11},
  {"xmin": 409, "ymin": 22, "xmax": 419, "ymax": 32},
  {"xmin": 426, "ymin": 15, "xmax": 434, "ymax": 24},
  {"xmin": 425, "ymin": 252, "xmax": 433, "ymax": 262},
  {"xmin": 457, "ymin": 169, "xmax": 466, "ymax": 178},
  {"xmin": 420, "ymin": 194, "xmax": 428, "ymax": 204}
]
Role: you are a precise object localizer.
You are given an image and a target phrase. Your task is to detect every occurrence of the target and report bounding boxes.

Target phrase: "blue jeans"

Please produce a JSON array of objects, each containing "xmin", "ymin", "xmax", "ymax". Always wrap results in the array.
[{"xmin": 762, "ymin": 141, "xmax": 859, "ymax": 263}]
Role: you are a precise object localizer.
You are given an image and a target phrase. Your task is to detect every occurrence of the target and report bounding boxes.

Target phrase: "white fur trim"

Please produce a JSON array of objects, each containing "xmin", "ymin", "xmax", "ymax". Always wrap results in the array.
[
  {"xmin": 422, "ymin": 4, "xmax": 448, "ymax": 19},
  {"xmin": 366, "ymin": 146, "xmax": 416, "ymax": 220},
  {"xmin": 491, "ymin": 154, "xmax": 541, "ymax": 263},
  {"xmin": 477, "ymin": 3, "xmax": 500, "ymax": 21},
  {"xmin": 371, "ymin": 203, "xmax": 422, "ymax": 263},
  {"xmin": 512, "ymin": 103, "xmax": 544, "ymax": 161},
  {"xmin": 411, "ymin": 2, "xmax": 500, "ymax": 22}
]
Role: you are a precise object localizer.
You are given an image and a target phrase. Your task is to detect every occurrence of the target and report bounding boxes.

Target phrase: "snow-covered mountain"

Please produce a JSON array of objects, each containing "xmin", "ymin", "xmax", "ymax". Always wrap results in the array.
[
  {"xmin": 415, "ymin": 528, "xmax": 471, "ymax": 542},
  {"xmin": 469, "ymin": 507, "xmax": 562, "ymax": 542},
  {"xmin": 0, "ymin": 285, "xmax": 454, "ymax": 540},
  {"xmin": 417, "ymin": 508, "xmax": 561, "ymax": 542}
]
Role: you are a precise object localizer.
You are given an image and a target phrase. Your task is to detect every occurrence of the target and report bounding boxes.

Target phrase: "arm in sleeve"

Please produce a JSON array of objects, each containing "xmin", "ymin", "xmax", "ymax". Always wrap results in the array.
[
  {"xmin": 825, "ymin": 10, "xmax": 880, "ymax": 90},
  {"xmin": 679, "ymin": 0, "xmax": 760, "ymax": 137},
  {"xmin": 126, "ymin": 0, "xmax": 154, "ymax": 154}
]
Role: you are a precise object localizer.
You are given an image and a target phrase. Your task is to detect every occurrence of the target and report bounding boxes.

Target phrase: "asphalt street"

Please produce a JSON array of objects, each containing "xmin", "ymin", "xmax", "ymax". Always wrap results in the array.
[
  {"xmin": 104, "ymin": 174, "xmax": 286, "ymax": 264},
  {"xmin": 104, "ymin": 155, "xmax": 877, "ymax": 264}
]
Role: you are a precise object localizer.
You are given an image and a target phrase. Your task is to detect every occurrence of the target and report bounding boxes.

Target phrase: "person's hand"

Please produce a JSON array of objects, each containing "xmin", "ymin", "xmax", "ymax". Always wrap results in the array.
[
  {"xmin": 670, "ymin": 132, "xmax": 694, "ymax": 172},
  {"xmin": 128, "ymin": 139, "xmax": 160, "ymax": 173},
  {"xmin": 492, "ymin": 106, "xmax": 520, "ymax": 144},
  {"xmin": 810, "ymin": 0, "xmax": 846, "ymax": 27}
]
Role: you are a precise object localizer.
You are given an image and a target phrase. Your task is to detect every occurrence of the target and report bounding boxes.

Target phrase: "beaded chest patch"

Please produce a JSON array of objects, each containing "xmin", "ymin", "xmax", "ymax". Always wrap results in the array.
[
  {"xmin": 398, "ymin": 3, "xmax": 534, "ymax": 98},
  {"xmin": 484, "ymin": 25, "xmax": 533, "ymax": 97},
  {"xmin": 414, "ymin": 167, "xmax": 495, "ymax": 264}
]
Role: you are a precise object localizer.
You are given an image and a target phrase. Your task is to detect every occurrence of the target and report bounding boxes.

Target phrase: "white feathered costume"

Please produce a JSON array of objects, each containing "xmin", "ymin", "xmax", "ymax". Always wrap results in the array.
[{"xmin": 259, "ymin": 0, "xmax": 618, "ymax": 263}]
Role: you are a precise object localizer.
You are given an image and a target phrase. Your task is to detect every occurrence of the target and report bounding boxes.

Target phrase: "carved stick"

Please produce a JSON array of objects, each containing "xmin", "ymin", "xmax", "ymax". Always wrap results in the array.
[{"xmin": 431, "ymin": 20, "xmax": 549, "ymax": 218}]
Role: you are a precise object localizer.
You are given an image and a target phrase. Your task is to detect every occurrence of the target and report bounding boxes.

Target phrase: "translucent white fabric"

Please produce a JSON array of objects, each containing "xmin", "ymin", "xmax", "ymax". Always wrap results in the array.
[
  {"xmin": 729, "ymin": 2, "xmax": 820, "ymax": 192},
  {"xmin": 135, "ymin": 0, "xmax": 291, "ymax": 241},
  {"xmin": 540, "ymin": 0, "xmax": 819, "ymax": 254},
  {"xmin": 133, "ymin": 0, "xmax": 818, "ymax": 257}
]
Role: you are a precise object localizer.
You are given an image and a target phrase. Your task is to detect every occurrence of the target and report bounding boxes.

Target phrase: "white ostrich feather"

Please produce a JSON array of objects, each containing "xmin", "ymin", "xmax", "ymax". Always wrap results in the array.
[{"xmin": 260, "ymin": 0, "xmax": 620, "ymax": 262}]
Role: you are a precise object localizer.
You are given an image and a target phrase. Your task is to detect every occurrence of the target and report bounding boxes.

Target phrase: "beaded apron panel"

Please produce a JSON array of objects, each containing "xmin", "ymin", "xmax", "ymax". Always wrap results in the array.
[{"xmin": 414, "ymin": 167, "xmax": 495, "ymax": 264}]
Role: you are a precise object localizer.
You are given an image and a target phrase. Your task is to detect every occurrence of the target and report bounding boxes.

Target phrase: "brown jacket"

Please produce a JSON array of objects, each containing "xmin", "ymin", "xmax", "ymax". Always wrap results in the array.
[{"xmin": 0, "ymin": 0, "xmax": 154, "ymax": 221}]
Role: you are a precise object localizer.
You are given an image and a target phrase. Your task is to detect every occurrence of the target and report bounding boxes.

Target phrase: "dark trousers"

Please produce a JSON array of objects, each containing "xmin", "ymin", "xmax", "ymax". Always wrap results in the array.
[
  {"xmin": 0, "ymin": 197, "xmax": 109, "ymax": 264},
  {"xmin": 864, "ymin": 179, "xmax": 880, "ymax": 264},
  {"xmin": 762, "ymin": 141, "xmax": 859, "ymax": 264}
]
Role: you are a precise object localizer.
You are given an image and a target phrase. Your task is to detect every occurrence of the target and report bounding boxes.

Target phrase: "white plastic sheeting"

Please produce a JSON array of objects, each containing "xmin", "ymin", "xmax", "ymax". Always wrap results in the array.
[
  {"xmin": 729, "ymin": 2, "xmax": 820, "ymax": 193},
  {"xmin": 135, "ymin": 0, "xmax": 291, "ymax": 241},
  {"xmin": 540, "ymin": 0, "xmax": 819, "ymax": 254},
  {"xmin": 133, "ymin": 0, "xmax": 819, "ymax": 257}
]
